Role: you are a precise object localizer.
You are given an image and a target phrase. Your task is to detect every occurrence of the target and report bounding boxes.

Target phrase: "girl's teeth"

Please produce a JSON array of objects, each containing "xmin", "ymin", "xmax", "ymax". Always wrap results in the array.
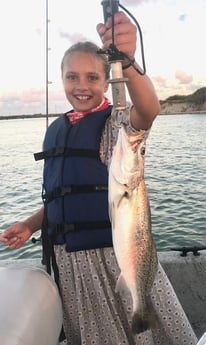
[{"xmin": 77, "ymin": 96, "xmax": 89, "ymax": 100}]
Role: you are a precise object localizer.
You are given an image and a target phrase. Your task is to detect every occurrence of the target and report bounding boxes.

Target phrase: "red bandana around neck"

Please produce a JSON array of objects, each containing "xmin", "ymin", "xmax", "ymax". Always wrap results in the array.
[{"xmin": 66, "ymin": 97, "xmax": 111, "ymax": 124}]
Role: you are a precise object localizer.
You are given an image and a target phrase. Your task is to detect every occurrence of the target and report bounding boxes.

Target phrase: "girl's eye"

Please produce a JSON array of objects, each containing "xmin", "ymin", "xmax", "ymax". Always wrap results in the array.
[
  {"xmin": 65, "ymin": 73, "xmax": 99, "ymax": 81},
  {"xmin": 88, "ymin": 75, "xmax": 98, "ymax": 81},
  {"xmin": 66, "ymin": 74, "xmax": 77, "ymax": 80}
]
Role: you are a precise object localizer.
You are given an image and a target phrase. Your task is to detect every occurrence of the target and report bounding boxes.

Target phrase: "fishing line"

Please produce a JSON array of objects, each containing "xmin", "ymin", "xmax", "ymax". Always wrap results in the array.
[
  {"xmin": 99, "ymin": 1, "xmax": 147, "ymax": 125},
  {"xmin": 119, "ymin": 3, "xmax": 146, "ymax": 75},
  {"xmin": 100, "ymin": 0, "xmax": 146, "ymax": 75}
]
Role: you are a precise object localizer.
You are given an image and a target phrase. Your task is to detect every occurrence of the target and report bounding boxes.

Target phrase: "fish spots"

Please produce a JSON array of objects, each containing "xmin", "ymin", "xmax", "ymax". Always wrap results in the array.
[{"xmin": 109, "ymin": 124, "xmax": 158, "ymax": 335}]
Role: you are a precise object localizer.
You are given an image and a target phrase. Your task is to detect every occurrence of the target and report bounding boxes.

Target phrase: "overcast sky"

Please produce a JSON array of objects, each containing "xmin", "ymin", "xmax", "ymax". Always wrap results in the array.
[{"xmin": 0, "ymin": 0, "xmax": 205, "ymax": 116}]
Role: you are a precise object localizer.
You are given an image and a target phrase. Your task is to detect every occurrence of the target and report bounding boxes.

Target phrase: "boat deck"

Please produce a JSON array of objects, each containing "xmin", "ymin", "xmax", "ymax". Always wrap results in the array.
[{"xmin": 1, "ymin": 250, "xmax": 206, "ymax": 341}]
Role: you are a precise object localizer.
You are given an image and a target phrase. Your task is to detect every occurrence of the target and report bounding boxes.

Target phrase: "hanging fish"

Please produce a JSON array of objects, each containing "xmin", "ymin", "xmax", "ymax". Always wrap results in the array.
[{"xmin": 109, "ymin": 124, "xmax": 158, "ymax": 334}]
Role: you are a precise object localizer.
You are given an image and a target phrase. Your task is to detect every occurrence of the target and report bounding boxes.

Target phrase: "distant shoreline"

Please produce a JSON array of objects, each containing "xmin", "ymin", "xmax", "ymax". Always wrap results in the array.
[
  {"xmin": 159, "ymin": 110, "xmax": 206, "ymax": 115},
  {"xmin": 1, "ymin": 87, "xmax": 205, "ymax": 120},
  {"xmin": 0, "ymin": 114, "xmax": 61, "ymax": 120},
  {"xmin": 0, "ymin": 111, "xmax": 206, "ymax": 120}
]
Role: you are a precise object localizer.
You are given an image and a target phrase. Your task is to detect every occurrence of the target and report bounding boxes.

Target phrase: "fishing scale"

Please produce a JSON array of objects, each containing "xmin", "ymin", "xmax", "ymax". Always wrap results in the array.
[{"xmin": 99, "ymin": 0, "xmax": 147, "ymax": 125}]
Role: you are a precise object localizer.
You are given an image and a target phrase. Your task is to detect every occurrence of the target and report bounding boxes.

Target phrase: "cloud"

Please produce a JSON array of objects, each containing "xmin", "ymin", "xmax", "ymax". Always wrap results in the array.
[
  {"xmin": 178, "ymin": 14, "xmax": 187, "ymax": 22},
  {"xmin": 0, "ymin": 88, "xmax": 69, "ymax": 116},
  {"xmin": 153, "ymin": 75, "xmax": 167, "ymax": 86},
  {"xmin": 175, "ymin": 70, "xmax": 193, "ymax": 84},
  {"xmin": 0, "ymin": 90, "xmax": 44, "ymax": 116},
  {"xmin": 21, "ymin": 89, "xmax": 45, "ymax": 102},
  {"xmin": 59, "ymin": 31, "xmax": 88, "ymax": 44},
  {"xmin": 0, "ymin": 89, "xmax": 47, "ymax": 105},
  {"xmin": 121, "ymin": 0, "xmax": 151, "ymax": 4},
  {"xmin": 0, "ymin": 93, "xmax": 20, "ymax": 103},
  {"xmin": 35, "ymin": 27, "xmax": 42, "ymax": 35}
]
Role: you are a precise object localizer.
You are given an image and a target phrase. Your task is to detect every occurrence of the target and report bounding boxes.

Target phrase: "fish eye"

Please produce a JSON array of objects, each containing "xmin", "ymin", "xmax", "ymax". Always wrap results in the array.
[
  {"xmin": 123, "ymin": 185, "xmax": 130, "ymax": 199},
  {"xmin": 124, "ymin": 191, "xmax": 129, "ymax": 198},
  {"xmin": 141, "ymin": 146, "xmax": 146, "ymax": 156}
]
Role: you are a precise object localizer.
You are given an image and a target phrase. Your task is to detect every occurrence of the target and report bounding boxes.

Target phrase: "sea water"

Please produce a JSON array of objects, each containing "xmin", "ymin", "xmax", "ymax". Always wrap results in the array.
[{"xmin": 0, "ymin": 114, "xmax": 206, "ymax": 260}]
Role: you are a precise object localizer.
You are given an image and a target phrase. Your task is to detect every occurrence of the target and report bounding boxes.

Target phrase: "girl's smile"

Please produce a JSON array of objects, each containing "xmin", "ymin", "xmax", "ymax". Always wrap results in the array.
[{"xmin": 62, "ymin": 52, "xmax": 109, "ymax": 112}]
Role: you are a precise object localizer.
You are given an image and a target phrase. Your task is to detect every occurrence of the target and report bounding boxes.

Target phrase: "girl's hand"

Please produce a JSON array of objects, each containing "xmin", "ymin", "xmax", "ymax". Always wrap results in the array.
[
  {"xmin": 96, "ymin": 11, "xmax": 137, "ymax": 60},
  {"xmin": 0, "ymin": 222, "xmax": 33, "ymax": 249}
]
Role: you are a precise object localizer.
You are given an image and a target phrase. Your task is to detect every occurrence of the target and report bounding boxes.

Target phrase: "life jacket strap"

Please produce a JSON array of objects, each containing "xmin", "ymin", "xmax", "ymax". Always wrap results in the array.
[
  {"xmin": 49, "ymin": 220, "xmax": 111, "ymax": 235},
  {"xmin": 34, "ymin": 147, "xmax": 99, "ymax": 161},
  {"xmin": 41, "ymin": 205, "xmax": 66, "ymax": 342},
  {"xmin": 43, "ymin": 184, "xmax": 108, "ymax": 203}
]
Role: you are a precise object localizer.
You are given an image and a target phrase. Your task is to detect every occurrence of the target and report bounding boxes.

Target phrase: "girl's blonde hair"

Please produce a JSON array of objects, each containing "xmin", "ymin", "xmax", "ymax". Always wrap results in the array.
[{"xmin": 61, "ymin": 41, "xmax": 110, "ymax": 80}]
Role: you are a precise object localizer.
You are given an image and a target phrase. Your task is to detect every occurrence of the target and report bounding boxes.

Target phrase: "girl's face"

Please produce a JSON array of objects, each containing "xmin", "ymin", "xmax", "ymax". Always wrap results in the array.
[{"xmin": 62, "ymin": 51, "xmax": 109, "ymax": 112}]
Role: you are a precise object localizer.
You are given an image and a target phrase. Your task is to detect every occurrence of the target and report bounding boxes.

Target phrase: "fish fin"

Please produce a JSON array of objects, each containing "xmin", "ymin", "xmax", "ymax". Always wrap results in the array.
[
  {"xmin": 115, "ymin": 274, "xmax": 128, "ymax": 294},
  {"xmin": 131, "ymin": 297, "xmax": 157, "ymax": 334},
  {"xmin": 109, "ymin": 202, "xmax": 115, "ymax": 228},
  {"xmin": 117, "ymin": 189, "xmax": 130, "ymax": 208}
]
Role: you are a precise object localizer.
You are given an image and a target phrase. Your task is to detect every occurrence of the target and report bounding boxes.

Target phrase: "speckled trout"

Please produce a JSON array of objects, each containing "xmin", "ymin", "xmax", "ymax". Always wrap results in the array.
[{"xmin": 109, "ymin": 124, "xmax": 158, "ymax": 334}]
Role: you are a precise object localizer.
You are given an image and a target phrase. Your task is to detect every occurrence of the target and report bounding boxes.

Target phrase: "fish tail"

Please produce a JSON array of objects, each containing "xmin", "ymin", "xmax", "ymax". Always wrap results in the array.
[
  {"xmin": 131, "ymin": 312, "xmax": 150, "ymax": 334},
  {"xmin": 131, "ymin": 298, "xmax": 157, "ymax": 334}
]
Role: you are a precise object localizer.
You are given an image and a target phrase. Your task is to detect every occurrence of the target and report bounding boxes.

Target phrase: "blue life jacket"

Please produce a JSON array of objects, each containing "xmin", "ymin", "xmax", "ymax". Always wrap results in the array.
[{"xmin": 34, "ymin": 107, "xmax": 113, "ymax": 252}]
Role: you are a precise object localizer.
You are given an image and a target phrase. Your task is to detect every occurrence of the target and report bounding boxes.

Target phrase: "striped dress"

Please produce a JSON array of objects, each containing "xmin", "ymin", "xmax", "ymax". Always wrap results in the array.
[{"xmin": 55, "ymin": 113, "xmax": 197, "ymax": 345}]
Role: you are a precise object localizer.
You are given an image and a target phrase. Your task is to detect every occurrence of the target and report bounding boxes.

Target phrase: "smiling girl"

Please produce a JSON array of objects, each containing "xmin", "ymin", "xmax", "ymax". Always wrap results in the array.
[{"xmin": 0, "ymin": 11, "xmax": 197, "ymax": 345}]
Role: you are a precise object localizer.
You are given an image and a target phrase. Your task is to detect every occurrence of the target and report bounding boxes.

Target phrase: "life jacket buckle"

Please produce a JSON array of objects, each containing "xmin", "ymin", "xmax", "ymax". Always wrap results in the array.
[
  {"xmin": 94, "ymin": 185, "xmax": 108, "ymax": 192},
  {"xmin": 61, "ymin": 186, "xmax": 72, "ymax": 196},
  {"xmin": 56, "ymin": 147, "xmax": 65, "ymax": 155},
  {"xmin": 41, "ymin": 184, "xmax": 47, "ymax": 203},
  {"xmin": 52, "ymin": 223, "xmax": 76, "ymax": 235}
]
